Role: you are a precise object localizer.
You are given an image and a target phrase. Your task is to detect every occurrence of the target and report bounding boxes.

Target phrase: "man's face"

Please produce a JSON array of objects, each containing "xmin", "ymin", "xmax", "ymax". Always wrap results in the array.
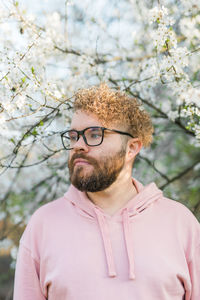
[{"xmin": 68, "ymin": 110, "xmax": 127, "ymax": 192}]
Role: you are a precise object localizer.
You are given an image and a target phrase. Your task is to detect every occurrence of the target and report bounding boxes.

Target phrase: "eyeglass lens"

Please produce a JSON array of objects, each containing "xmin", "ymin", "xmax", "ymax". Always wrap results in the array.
[{"xmin": 62, "ymin": 127, "xmax": 103, "ymax": 149}]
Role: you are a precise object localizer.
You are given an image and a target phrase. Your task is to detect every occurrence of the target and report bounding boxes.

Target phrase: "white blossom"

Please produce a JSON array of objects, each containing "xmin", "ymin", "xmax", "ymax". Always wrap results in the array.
[
  {"xmin": 10, "ymin": 246, "xmax": 18, "ymax": 260},
  {"xmin": 168, "ymin": 110, "xmax": 179, "ymax": 121},
  {"xmin": 0, "ymin": 113, "xmax": 7, "ymax": 125},
  {"xmin": 15, "ymin": 94, "xmax": 27, "ymax": 110},
  {"xmin": 148, "ymin": 6, "xmax": 169, "ymax": 24},
  {"xmin": 0, "ymin": 238, "xmax": 13, "ymax": 251}
]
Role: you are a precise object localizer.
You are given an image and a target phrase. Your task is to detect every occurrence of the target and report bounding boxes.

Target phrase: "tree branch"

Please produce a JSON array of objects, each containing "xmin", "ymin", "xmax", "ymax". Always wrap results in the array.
[
  {"xmin": 160, "ymin": 161, "xmax": 199, "ymax": 189},
  {"xmin": 139, "ymin": 154, "xmax": 170, "ymax": 181}
]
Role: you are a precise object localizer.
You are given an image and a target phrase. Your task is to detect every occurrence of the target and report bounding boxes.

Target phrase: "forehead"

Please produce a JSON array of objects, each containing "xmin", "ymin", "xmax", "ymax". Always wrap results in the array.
[{"xmin": 70, "ymin": 110, "xmax": 103, "ymax": 129}]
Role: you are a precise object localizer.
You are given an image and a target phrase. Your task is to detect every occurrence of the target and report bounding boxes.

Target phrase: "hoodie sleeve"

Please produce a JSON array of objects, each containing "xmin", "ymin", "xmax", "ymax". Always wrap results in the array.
[
  {"xmin": 188, "ymin": 242, "xmax": 200, "ymax": 299},
  {"xmin": 13, "ymin": 243, "xmax": 47, "ymax": 300}
]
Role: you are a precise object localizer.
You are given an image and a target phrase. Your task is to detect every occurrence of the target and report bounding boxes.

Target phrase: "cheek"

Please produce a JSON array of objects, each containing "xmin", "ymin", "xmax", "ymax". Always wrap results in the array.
[{"xmin": 101, "ymin": 142, "xmax": 121, "ymax": 155}]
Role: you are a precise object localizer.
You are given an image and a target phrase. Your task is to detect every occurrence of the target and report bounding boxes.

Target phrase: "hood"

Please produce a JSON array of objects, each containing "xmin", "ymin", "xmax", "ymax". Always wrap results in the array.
[{"xmin": 64, "ymin": 178, "xmax": 163, "ymax": 280}]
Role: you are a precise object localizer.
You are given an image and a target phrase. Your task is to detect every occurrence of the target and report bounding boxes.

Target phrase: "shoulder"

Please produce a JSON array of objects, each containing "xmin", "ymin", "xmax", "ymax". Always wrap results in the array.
[
  {"xmin": 20, "ymin": 196, "xmax": 71, "ymax": 244},
  {"xmin": 159, "ymin": 196, "xmax": 199, "ymax": 221},
  {"xmin": 157, "ymin": 196, "xmax": 200, "ymax": 243},
  {"xmin": 24, "ymin": 197, "xmax": 67, "ymax": 229},
  {"xmin": 31, "ymin": 196, "xmax": 68, "ymax": 221}
]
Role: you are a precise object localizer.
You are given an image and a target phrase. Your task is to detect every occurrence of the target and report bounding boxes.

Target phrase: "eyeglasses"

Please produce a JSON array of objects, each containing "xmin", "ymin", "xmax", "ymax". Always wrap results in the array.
[{"xmin": 61, "ymin": 126, "xmax": 134, "ymax": 150}]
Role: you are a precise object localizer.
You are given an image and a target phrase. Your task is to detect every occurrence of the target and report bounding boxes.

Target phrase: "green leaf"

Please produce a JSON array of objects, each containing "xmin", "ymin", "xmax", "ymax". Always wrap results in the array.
[
  {"xmin": 32, "ymin": 128, "xmax": 38, "ymax": 136},
  {"xmin": 24, "ymin": 133, "xmax": 31, "ymax": 139},
  {"xmin": 10, "ymin": 138, "xmax": 15, "ymax": 145},
  {"xmin": 21, "ymin": 76, "xmax": 26, "ymax": 83},
  {"xmin": 31, "ymin": 67, "xmax": 35, "ymax": 74}
]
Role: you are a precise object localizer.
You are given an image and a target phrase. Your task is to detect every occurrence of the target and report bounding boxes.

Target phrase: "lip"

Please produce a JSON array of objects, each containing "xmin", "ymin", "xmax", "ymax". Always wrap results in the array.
[{"xmin": 74, "ymin": 159, "xmax": 90, "ymax": 166}]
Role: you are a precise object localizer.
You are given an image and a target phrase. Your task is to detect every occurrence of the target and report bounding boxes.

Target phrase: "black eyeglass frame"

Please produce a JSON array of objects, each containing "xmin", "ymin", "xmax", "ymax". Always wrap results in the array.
[{"xmin": 61, "ymin": 126, "xmax": 134, "ymax": 150}]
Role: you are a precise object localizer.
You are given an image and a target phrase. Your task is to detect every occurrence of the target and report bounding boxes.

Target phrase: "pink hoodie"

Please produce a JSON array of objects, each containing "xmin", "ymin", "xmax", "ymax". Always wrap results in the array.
[{"xmin": 13, "ymin": 178, "xmax": 200, "ymax": 300}]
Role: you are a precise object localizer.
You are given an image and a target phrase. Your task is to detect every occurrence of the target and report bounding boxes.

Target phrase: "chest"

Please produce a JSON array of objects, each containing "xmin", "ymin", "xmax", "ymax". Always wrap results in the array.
[{"xmin": 40, "ymin": 217, "xmax": 189, "ymax": 299}]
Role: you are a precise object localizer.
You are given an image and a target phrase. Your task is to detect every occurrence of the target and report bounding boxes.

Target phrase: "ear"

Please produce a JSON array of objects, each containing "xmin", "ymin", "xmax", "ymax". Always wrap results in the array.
[{"xmin": 126, "ymin": 138, "xmax": 142, "ymax": 162}]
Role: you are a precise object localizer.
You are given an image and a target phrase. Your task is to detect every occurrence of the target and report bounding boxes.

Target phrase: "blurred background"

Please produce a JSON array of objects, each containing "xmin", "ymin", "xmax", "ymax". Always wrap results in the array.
[{"xmin": 0, "ymin": 0, "xmax": 200, "ymax": 298}]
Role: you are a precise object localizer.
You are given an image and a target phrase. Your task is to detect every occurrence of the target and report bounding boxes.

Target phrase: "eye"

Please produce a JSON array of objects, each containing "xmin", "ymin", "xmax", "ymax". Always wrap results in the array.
[
  {"xmin": 91, "ymin": 132, "xmax": 101, "ymax": 138},
  {"xmin": 68, "ymin": 131, "xmax": 77, "ymax": 141},
  {"xmin": 84, "ymin": 127, "xmax": 102, "ymax": 142},
  {"xmin": 88, "ymin": 128, "xmax": 102, "ymax": 139}
]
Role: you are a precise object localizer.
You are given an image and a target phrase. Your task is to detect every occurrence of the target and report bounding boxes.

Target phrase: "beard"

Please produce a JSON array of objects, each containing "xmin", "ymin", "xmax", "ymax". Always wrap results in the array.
[{"xmin": 68, "ymin": 147, "xmax": 126, "ymax": 192}]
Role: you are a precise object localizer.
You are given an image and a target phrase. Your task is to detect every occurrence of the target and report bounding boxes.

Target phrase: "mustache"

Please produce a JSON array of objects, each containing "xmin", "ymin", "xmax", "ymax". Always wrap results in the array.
[{"xmin": 69, "ymin": 153, "xmax": 98, "ymax": 166}]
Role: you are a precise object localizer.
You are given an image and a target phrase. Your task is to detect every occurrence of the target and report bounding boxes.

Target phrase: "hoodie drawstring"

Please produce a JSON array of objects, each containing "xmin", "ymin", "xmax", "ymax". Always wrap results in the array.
[
  {"xmin": 122, "ymin": 208, "xmax": 135, "ymax": 280},
  {"xmin": 94, "ymin": 207, "xmax": 117, "ymax": 277},
  {"xmin": 94, "ymin": 207, "xmax": 135, "ymax": 280}
]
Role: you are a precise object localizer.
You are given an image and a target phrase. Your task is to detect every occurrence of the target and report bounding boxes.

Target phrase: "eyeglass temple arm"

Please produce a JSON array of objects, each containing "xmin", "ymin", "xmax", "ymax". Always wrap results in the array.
[{"xmin": 103, "ymin": 128, "xmax": 134, "ymax": 138}]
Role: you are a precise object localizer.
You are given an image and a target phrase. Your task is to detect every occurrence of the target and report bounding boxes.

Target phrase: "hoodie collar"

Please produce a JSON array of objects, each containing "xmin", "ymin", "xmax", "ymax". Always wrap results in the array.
[{"xmin": 64, "ymin": 178, "xmax": 163, "ymax": 280}]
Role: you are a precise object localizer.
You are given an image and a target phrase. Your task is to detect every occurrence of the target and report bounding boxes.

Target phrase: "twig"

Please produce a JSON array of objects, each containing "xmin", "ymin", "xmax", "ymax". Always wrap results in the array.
[{"xmin": 160, "ymin": 161, "xmax": 199, "ymax": 189}]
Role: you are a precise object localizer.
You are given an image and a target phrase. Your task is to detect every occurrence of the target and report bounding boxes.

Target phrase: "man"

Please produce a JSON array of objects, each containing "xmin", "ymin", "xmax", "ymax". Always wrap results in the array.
[{"xmin": 13, "ymin": 84, "xmax": 200, "ymax": 299}]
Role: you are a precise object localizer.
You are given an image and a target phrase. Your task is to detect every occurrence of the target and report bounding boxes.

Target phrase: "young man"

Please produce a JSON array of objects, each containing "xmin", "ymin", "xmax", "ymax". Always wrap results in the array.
[{"xmin": 13, "ymin": 84, "xmax": 200, "ymax": 299}]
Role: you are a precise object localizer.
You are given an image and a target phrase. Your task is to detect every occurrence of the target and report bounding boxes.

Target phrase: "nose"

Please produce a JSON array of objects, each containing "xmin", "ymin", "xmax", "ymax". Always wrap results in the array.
[{"xmin": 73, "ymin": 135, "xmax": 89, "ymax": 152}]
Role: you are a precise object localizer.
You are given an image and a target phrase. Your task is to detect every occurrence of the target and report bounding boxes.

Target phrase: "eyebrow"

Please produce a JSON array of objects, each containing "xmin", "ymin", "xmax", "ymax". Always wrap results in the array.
[{"xmin": 69, "ymin": 126, "xmax": 101, "ymax": 131}]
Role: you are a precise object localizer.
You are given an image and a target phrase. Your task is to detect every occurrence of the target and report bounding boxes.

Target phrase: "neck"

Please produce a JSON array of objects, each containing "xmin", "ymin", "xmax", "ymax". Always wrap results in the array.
[{"xmin": 87, "ymin": 170, "xmax": 137, "ymax": 216}]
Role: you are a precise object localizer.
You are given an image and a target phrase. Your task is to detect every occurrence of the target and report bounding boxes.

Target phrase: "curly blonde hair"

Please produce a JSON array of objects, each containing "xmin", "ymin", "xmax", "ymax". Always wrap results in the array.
[{"xmin": 74, "ymin": 83, "xmax": 153, "ymax": 147}]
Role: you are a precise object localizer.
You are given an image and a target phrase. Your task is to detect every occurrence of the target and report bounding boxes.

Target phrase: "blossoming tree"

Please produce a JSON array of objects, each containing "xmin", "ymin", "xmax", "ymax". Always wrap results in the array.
[{"xmin": 0, "ymin": 0, "xmax": 200, "ymax": 286}]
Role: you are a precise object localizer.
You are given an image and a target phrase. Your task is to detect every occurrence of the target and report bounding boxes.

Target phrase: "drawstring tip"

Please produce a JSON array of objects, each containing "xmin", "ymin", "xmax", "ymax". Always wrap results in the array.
[
  {"xmin": 108, "ymin": 271, "xmax": 117, "ymax": 278},
  {"xmin": 129, "ymin": 272, "xmax": 136, "ymax": 280}
]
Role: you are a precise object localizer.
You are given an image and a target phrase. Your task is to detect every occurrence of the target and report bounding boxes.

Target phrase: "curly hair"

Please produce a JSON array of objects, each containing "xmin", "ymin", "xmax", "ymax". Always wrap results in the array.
[{"xmin": 74, "ymin": 83, "xmax": 154, "ymax": 147}]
